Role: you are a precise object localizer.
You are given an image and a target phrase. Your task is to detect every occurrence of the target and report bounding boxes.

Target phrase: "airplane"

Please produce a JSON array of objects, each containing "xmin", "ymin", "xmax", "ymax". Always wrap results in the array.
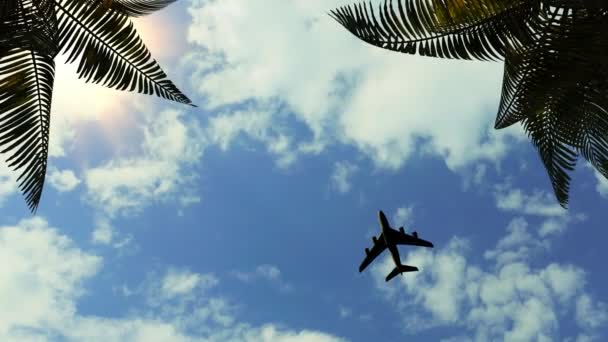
[{"xmin": 359, "ymin": 210, "xmax": 434, "ymax": 282}]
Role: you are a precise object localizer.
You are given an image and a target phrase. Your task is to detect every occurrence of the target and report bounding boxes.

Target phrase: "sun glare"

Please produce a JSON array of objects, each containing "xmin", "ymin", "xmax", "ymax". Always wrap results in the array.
[{"xmin": 51, "ymin": 13, "xmax": 186, "ymax": 157}]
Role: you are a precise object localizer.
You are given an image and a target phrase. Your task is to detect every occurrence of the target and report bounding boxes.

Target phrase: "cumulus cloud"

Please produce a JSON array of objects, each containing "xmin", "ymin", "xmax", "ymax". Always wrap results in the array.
[
  {"xmin": 370, "ymin": 217, "xmax": 607, "ymax": 340},
  {"xmin": 483, "ymin": 217, "xmax": 548, "ymax": 267},
  {"xmin": 205, "ymin": 107, "xmax": 299, "ymax": 168},
  {"xmin": 185, "ymin": 0, "xmax": 525, "ymax": 175},
  {"xmin": 576, "ymin": 295, "xmax": 608, "ymax": 331},
  {"xmin": 159, "ymin": 268, "xmax": 219, "ymax": 299},
  {"xmin": 0, "ymin": 217, "xmax": 101, "ymax": 339},
  {"xmin": 494, "ymin": 185, "xmax": 565, "ymax": 217},
  {"xmin": 492, "ymin": 186, "xmax": 587, "ymax": 242},
  {"xmin": 48, "ymin": 167, "xmax": 81, "ymax": 192},
  {"xmin": 0, "ymin": 218, "xmax": 346, "ymax": 342},
  {"xmin": 84, "ymin": 108, "xmax": 205, "ymax": 216}
]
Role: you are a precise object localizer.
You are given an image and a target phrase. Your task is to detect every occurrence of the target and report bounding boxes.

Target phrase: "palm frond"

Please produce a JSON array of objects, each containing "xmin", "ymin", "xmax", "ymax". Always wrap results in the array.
[
  {"xmin": 329, "ymin": 0, "xmax": 539, "ymax": 61},
  {"xmin": 106, "ymin": 0, "xmax": 178, "ymax": 17},
  {"xmin": 0, "ymin": 1, "xmax": 18, "ymax": 22},
  {"xmin": 55, "ymin": 0, "xmax": 193, "ymax": 105},
  {"xmin": 0, "ymin": 1, "xmax": 59, "ymax": 213},
  {"xmin": 0, "ymin": 0, "xmax": 193, "ymax": 213},
  {"xmin": 523, "ymin": 101, "xmax": 579, "ymax": 208},
  {"xmin": 432, "ymin": 0, "xmax": 527, "ymax": 33},
  {"xmin": 578, "ymin": 95, "xmax": 608, "ymax": 181},
  {"xmin": 0, "ymin": 48, "xmax": 54, "ymax": 213},
  {"xmin": 0, "ymin": 1, "xmax": 58, "ymax": 56},
  {"xmin": 495, "ymin": 6, "xmax": 608, "ymax": 206}
]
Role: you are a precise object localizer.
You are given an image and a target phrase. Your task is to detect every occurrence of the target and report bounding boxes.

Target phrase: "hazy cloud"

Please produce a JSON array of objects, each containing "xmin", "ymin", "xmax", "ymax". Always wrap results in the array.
[
  {"xmin": 232, "ymin": 264, "xmax": 293, "ymax": 293},
  {"xmin": 331, "ymin": 161, "xmax": 358, "ymax": 194}
]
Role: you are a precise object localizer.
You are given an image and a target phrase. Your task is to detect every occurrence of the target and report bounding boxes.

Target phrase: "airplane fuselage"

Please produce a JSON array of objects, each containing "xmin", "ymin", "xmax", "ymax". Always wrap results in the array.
[
  {"xmin": 379, "ymin": 211, "xmax": 403, "ymax": 267},
  {"xmin": 359, "ymin": 210, "xmax": 432, "ymax": 281}
]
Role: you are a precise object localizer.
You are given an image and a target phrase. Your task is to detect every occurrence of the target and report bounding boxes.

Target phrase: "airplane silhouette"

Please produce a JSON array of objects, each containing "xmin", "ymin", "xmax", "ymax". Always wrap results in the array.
[{"xmin": 359, "ymin": 210, "xmax": 434, "ymax": 282}]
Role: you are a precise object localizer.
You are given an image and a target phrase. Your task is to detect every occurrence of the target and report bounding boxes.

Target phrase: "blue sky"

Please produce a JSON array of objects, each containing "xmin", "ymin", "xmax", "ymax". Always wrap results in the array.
[{"xmin": 1, "ymin": 1, "xmax": 608, "ymax": 341}]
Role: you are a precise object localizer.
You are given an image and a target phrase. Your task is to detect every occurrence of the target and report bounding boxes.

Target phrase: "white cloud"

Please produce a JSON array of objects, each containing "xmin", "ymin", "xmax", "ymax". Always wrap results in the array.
[
  {"xmin": 393, "ymin": 206, "xmax": 414, "ymax": 228},
  {"xmin": 462, "ymin": 163, "xmax": 488, "ymax": 190},
  {"xmin": 91, "ymin": 217, "xmax": 114, "ymax": 245},
  {"xmin": 592, "ymin": 169, "xmax": 608, "ymax": 198},
  {"xmin": 0, "ymin": 217, "xmax": 101, "ymax": 339},
  {"xmin": 186, "ymin": 0, "xmax": 525, "ymax": 175},
  {"xmin": 232, "ymin": 264, "xmax": 292, "ymax": 293},
  {"xmin": 494, "ymin": 186, "xmax": 565, "ymax": 217},
  {"xmin": 48, "ymin": 168, "xmax": 81, "ymax": 192},
  {"xmin": 49, "ymin": 13, "xmax": 198, "ymax": 214},
  {"xmin": 205, "ymin": 108, "xmax": 299, "ymax": 168},
  {"xmin": 483, "ymin": 217, "xmax": 548, "ymax": 267},
  {"xmin": 576, "ymin": 295, "xmax": 608, "ymax": 331},
  {"xmin": 370, "ymin": 217, "xmax": 607, "ymax": 340},
  {"xmin": 84, "ymin": 108, "xmax": 205, "ymax": 216},
  {"xmin": 256, "ymin": 265, "xmax": 282, "ymax": 281},
  {"xmin": 160, "ymin": 268, "xmax": 219, "ymax": 299},
  {"xmin": 0, "ymin": 162, "xmax": 18, "ymax": 205},
  {"xmin": 492, "ymin": 186, "xmax": 587, "ymax": 243},
  {"xmin": 242, "ymin": 325, "xmax": 347, "ymax": 342},
  {"xmin": 331, "ymin": 161, "xmax": 357, "ymax": 194},
  {"xmin": 0, "ymin": 217, "xmax": 346, "ymax": 342}
]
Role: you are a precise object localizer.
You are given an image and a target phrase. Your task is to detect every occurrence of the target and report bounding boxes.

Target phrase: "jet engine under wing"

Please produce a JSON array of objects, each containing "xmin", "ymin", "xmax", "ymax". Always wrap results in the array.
[
  {"xmin": 359, "ymin": 233, "xmax": 386, "ymax": 273},
  {"xmin": 388, "ymin": 228, "xmax": 434, "ymax": 248}
]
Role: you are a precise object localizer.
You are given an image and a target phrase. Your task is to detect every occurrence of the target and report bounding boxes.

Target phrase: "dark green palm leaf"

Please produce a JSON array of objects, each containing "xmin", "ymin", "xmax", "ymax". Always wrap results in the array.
[
  {"xmin": 107, "ymin": 0, "xmax": 178, "ymax": 17},
  {"xmin": 329, "ymin": 0, "xmax": 540, "ymax": 61},
  {"xmin": 495, "ymin": 6, "xmax": 608, "ymax": 206},
  {"xmin": 55, "ymin": 0, "xmax": 193, "ymax": 105},
  {"xmin": 332, "ymin": 0, "xmax": 608, "ymax": 207},
  {"xmin": 0, "ymin": 1, "xmax": 18, "ymax": 22},
  {"xmin": 0, "ymin": 0, "xmax": 193, "ymax": 213},
  {"xmin": 0, "ymin": 48, "xmax": 54, "ymax": 213}
]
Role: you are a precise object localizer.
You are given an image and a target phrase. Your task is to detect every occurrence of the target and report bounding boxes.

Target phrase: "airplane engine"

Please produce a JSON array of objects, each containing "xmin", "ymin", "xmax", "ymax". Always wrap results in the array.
[
  {"xmin": 413, "ymin": 231, "xmax": 418, "ymax": 238},
  {"xmin": 365, "ymin": 248, "xmax": 370, "ymax": 255},
  {"xmin": 372, "ymin": 236, "xmax": 377, "ymax": 244},
  {"xmin": 399, "ymin": 227, "xmax": 405, "ymax": 234}
]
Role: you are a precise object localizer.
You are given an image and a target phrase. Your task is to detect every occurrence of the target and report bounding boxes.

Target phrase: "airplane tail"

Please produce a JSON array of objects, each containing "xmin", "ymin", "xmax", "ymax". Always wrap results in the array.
[{"xmin": 385, "ymin": 264, "xmax": 418, "ymax": 282}]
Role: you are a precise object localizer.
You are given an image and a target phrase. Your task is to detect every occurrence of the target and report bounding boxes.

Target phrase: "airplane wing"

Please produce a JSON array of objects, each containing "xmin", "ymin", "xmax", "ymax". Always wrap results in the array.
[
  {"xmin": 359, "ymin": 233, "xmax": 387, "ymax": 272},
  {"xmin": 388, "ymin": 228, "xmax": 434, "ymax": 248}
]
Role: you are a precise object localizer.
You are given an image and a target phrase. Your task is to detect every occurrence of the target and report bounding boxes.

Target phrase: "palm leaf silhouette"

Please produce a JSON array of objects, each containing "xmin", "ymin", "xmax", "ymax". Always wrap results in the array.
[
  {"xmin": 0, "ymin": 0, "xmax": 192, "ymax": 213},
  {"xmin": 331, "ymin": 0, "xmax": 608, "ymax": 207},
  {"xmin": 107, "ymin": 0, "xmax": 177, "ymax": 17}
]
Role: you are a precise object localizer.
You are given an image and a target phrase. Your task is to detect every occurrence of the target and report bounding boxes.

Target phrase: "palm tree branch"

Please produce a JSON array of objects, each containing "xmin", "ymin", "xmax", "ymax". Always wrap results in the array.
[
  {"xmin": 496, "ymin": 7, "xmax": 607, "ymax": 128},
  {"xmin": 523, "ymin": 102, "xmax": 578, "ymax": 208},
  {"xmin": 107, "ymin": 0, "xmax": 178, "ymax": 17},
  {"xmin": 329, "ymin": 0, "xmax": 539, "ymax": 61},
  {"xmin": 0, "ymin": 48, "xmax": 54, "ymax": 213},
  {"xmin": 54, "ymin": 0, "xmax": 193, "ymax": 105}
]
